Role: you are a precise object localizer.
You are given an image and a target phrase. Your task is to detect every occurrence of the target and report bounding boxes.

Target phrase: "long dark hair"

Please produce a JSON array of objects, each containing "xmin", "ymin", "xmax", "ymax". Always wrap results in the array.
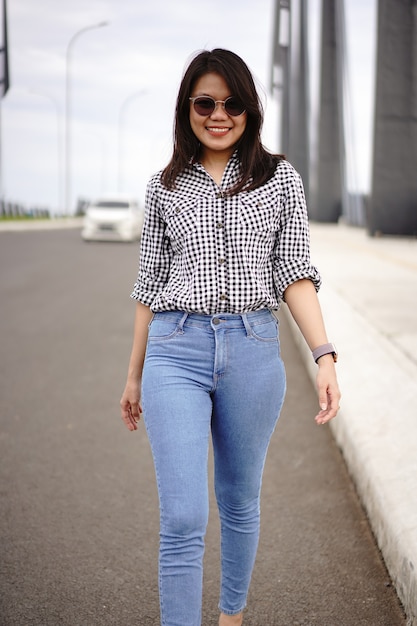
[{"xmin": 161, "ymin": 48, "xmax": 284, "ymax": 194}]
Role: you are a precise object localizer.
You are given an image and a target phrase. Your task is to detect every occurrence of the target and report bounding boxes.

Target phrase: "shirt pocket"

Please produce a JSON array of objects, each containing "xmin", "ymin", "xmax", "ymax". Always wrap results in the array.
[
  {"xmin": 163, "ymin": 196, "xmax": 198, "ymax": 244},
  {"xmin": 238, "ymin": 189, "xmax": 282, "ymax": 233}
]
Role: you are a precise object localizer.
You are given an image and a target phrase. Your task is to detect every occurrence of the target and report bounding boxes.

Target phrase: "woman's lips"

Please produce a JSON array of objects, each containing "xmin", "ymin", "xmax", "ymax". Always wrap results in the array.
[{"xmin": 206, "ymin": 127, "xmax": 231, "ymax": 135}]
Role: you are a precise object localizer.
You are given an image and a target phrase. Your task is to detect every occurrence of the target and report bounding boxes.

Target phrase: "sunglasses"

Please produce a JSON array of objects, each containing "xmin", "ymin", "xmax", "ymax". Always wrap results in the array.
[{"xmin": 189, "ymin": 96, "xmax": 246, "ymax": 117}]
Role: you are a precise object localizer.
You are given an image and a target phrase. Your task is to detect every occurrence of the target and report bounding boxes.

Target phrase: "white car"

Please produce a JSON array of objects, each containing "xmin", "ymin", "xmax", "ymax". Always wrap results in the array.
[{"xmin": 81, "ymin": 195, "xmax": 144, "ymax": 242}]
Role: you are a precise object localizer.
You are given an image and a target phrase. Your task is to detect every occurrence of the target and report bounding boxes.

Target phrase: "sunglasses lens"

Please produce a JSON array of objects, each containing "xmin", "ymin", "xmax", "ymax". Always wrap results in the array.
[
  {"xmin": 224, "ymin": 98, "xmax": 245, "ymax": 116},
  {"xmin": 193, "ymin": 97, "xmax": 215, "ymax": 116}
]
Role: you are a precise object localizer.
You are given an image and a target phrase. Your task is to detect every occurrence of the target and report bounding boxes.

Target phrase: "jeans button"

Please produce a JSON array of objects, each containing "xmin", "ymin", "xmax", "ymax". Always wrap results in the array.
[{"xmin": 212, "ymin": 317, "xmax": 221, "ymax": 325}]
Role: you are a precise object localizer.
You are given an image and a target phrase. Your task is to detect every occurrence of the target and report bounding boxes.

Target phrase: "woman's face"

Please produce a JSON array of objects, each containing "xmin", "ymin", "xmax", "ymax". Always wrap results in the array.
[{"xmin": 189, "ymin": 72, "xmax": 247, "ymax": 161}]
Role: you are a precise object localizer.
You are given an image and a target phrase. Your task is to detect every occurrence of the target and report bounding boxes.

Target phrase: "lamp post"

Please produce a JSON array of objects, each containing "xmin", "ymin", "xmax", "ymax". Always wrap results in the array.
[
  {"xmin": 65, "ymin": 21, "xmax": 108, "ymax": 215},
  {"xmin": 117, "ymin": 90, "xmax": 146, "ymax": 193}
]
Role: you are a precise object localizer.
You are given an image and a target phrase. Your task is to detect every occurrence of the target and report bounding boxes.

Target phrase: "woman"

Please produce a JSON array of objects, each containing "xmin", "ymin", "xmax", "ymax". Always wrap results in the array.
[{"xmin": 120, "ymin": 48, "xmax": 340, "ymax": 626}]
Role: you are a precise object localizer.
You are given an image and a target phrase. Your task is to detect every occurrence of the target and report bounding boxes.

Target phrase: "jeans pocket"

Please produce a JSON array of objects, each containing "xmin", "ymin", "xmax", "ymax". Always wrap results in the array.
[
  {"xmin": 250, "ymin": 317, "xmax": 279, "ymax": 342},
  {"xmin": 148, "ymin": 317, "xmax": 181, "ymax": 341}
]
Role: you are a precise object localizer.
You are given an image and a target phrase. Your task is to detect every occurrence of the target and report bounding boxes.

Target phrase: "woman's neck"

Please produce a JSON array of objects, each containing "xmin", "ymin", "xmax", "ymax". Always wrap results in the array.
[{"xmin": 200, "ymin": 150, "xmax": 232, "ymax": 186}]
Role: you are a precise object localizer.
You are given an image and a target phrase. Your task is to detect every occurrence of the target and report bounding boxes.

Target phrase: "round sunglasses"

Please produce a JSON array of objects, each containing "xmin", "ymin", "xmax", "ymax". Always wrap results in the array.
[{"xmin": 189, "ymin": 96, "xmax": 246, "ymax": 117}]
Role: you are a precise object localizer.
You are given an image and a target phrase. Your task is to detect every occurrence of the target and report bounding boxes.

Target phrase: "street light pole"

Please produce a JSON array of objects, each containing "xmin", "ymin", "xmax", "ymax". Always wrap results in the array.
[
  {"xmin": 117, "ymin": 90, "xmax": 146, "ymax": 193},
  {"xmin": 65, "ymin": 21, "xmax": 108, "ymax": 216}
]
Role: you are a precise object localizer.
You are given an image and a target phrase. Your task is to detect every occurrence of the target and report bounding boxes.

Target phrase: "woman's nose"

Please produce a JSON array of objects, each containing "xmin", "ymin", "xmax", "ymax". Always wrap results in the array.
[{"xmin": 210, "ymin": 102, "xmax": 228, "ymax": 119}]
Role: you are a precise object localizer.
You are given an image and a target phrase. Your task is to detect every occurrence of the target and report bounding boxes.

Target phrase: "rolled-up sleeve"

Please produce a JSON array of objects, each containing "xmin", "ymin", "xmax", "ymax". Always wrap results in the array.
[
  {"xmin": 274, "ymin": 166, "xmax": 321, "ymax": 301},
  {"xmin": 130, "ymin": 175, "xmax": 173, "ymax": 306}
]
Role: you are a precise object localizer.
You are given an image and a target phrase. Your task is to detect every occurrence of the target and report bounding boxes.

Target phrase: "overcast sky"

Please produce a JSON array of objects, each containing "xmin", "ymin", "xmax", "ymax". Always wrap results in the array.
[{"xmin": 1, "ymin": 0, "xmax": 376, "ymax": 215}]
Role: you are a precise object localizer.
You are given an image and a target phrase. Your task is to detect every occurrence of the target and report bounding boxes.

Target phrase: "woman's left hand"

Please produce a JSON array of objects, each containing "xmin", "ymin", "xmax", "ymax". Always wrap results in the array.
[{"xmin": 314, "ymin": 356, "xmax": 341, "ymax": 425}]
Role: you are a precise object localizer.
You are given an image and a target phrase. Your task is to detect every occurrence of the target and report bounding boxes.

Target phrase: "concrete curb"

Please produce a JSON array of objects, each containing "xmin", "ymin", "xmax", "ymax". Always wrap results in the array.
[
  {"xmin": 283, "ymin": 275, "xmax": 417, "ymax": 626},
  {"xmin": 0, "ymin": 218, "xmax": 83, "ymax": 232}
]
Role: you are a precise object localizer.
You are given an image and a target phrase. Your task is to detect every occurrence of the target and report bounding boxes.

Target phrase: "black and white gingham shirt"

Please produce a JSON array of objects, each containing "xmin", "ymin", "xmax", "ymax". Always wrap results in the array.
[{"xmin": 131, "ymin": 153, "xmax": 321, "ymax": 313}]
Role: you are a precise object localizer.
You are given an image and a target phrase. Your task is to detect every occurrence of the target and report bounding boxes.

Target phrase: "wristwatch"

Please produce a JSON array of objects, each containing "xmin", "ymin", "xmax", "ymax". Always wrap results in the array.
[{"xmin": 312, "ymin": 343, "xmax": 338, "ymax": 363}]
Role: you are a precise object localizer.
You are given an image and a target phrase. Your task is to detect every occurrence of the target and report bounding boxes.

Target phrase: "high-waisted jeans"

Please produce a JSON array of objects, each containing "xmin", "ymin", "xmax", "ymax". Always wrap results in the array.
[{"xmin": 141, "ymin": 309, "xmax": 286, "ymax": 626}]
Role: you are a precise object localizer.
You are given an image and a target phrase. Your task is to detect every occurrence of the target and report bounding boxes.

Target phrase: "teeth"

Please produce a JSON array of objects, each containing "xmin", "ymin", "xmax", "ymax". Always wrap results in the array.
[{"xmin": 207, "ymin": 127, "xmax": 229, "ymax": 133}]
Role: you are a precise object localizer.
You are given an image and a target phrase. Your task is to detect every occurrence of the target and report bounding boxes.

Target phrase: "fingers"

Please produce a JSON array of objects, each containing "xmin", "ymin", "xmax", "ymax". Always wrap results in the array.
[
  {"xmin": 120, "ymin": 399, "xmax": 141, "ymax": 431},
  {"xmin": 315, "ymin": 402, "xmax": 339, "ymax": 425},
  {"xmin": 315, "ymin": 362, "xmax": 341, "ymax": 426},
  {"xmin": 315, "ymin": 383, "xmax": 341, "ymax": 426}
]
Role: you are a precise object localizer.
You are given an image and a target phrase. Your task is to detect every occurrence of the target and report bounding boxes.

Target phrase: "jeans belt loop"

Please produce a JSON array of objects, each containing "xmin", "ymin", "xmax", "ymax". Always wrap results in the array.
[
  {"xmin": 240, "ymin": 313, "xmax": 252, "ymax": 338},
  {"xmin": 177, "ymin": 312, "xmax": 189, "ymax": 333}
]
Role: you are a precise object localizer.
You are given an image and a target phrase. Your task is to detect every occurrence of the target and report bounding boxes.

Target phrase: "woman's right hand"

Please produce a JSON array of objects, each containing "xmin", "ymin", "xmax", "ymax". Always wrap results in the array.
[
  {"xmin": 120, "ymin": 302, "xmax": 153, "ymax": 432},
  {"xmin": 120, "ymin": 378, "xmax": 142, "ymax": 431},
  {"xmin": 120, "ymin": 303, "xmax": 153, "ymax": 431}
]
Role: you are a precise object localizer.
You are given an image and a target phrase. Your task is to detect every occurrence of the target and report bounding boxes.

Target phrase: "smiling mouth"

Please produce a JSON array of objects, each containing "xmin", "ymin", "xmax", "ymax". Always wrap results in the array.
[{"xmin": 206, "ymin": 127, "xmax": 231, "ymax": 134}]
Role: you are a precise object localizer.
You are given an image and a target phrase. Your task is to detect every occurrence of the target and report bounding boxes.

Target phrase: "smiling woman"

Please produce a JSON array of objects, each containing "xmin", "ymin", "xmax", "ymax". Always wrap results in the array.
[{"xmin": 119, "ymin": 48, "xmax": 341, "ymax": 626}]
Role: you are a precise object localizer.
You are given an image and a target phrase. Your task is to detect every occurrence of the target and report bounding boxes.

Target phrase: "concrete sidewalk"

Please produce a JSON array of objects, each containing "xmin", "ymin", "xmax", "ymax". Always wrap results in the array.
[{"xmin": 284, "ymin": 222, "xmax": 417, "ymax": 625}]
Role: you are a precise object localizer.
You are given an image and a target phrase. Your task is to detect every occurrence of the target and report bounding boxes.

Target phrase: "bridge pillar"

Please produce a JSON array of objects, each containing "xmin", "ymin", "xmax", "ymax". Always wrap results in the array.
[
  {"xmin": 270, "ymin": 0, "xmax": 309, "ymax": 201},
  {"xmin": 287, "ymin": 0, "xmax": 310, "ymax": 199},
  {"xmin": 310, "ymin": 0, "xmax": 342, "ymax": 222},
  {"xmin": 270, "ymin": 0, "xmax": 290, "ymax": 154},
  {"xmin": 368, "ymin": 0, "xmax": 417, "ymax": 236}
]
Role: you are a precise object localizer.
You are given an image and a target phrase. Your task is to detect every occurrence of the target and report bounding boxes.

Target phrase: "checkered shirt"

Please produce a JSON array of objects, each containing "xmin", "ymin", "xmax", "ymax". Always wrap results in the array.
[{"xmin": 131, "ymin": 154, "xmax": 321, "ymax": 313}]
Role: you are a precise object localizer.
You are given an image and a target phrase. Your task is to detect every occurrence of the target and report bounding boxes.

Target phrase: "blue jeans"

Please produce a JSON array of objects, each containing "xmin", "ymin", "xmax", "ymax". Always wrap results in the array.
[{"xmin": 142, "ymin": 310, "xmax": 286, "ymax": 626}]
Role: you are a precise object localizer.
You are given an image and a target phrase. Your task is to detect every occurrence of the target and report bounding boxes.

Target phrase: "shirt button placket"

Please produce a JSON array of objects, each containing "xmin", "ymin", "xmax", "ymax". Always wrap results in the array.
[{"xmin": 216, "ymin": 191, "xmax": 227, "ymax": 311}]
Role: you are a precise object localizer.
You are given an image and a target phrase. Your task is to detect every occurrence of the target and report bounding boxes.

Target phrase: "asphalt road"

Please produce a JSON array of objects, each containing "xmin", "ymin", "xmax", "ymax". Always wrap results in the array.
[{"xmin": 0, "ymin": 228, "xmax": 406, "ymax": 625}]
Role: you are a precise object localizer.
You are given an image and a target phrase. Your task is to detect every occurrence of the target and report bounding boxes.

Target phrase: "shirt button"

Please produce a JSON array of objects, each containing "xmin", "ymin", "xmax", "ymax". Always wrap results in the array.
[
  {"xmin": 219, "ymin": 258, "xmax": 225, "ymax": 264},
  {"xmin": 175, "ymin": 207, "xmax": 181, "ymax": 213},
  {"xmin": 212, "ymin": 317, "xmax": 221, "ymax": 325},
  {"xmin": 220, "ymin": 294, "xmax": 227, "ymax": 301},
  {"xmin": 216, "ymin": 222, "xmax": 224, "ymax": 229}
]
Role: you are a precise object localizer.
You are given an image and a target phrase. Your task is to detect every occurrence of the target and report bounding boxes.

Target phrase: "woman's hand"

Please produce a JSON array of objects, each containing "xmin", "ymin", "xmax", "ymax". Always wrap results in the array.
[
  {"xmin": 314, "ymin": 355, "xmax": 341, "ymax": 425},
  {"xmin": 283, "ymin": 279, "xmax": 342, "ymax": 426},
  {"xmin": 119, "ymin": 302, "xmax": 153, "ymax": 432},
  {"xmin": 120, "ymin": 378, "xmax": 142, "ymax": 431}
]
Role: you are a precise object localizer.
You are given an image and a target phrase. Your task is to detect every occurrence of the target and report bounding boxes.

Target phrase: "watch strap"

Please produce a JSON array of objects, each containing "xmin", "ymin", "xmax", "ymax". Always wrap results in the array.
[{"xmin": 312, "ymin": 343, "xmax": 338, "ymax": 363}]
